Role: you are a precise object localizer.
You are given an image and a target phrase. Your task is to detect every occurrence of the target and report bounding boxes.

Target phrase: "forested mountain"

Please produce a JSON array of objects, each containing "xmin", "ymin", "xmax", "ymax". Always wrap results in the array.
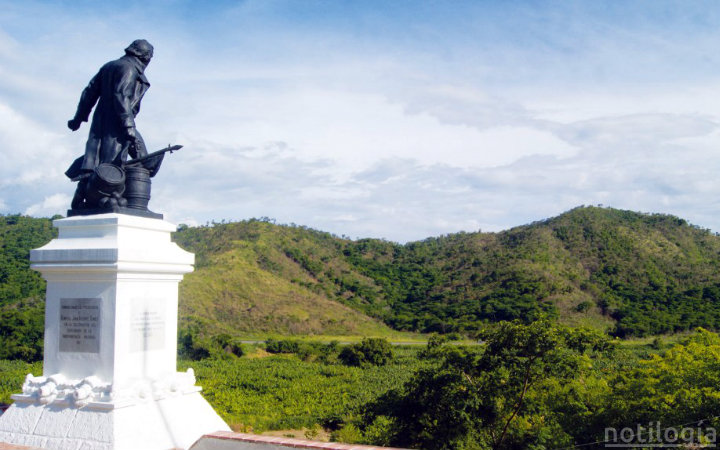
[
  {"xmin": 348, "ymin": 206, "xmax": 720, "ymax": 337},
  {"xmin": 3, "ymin": 206, "xmax": 720, "ymax": 349},
  {"xmin": 174, "ymin": 206, "xmax": 720, "ymax": 337}
]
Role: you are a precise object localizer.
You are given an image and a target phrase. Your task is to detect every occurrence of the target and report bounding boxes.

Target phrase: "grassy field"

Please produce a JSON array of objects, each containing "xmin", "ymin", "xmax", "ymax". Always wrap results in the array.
[
  {"xmin": 0, "ymin": 346, "xmax": 424, "ymax": 434},
  {"xmin": 1, "ymin": 338, "xmax": 667, "ymax": 430},
  {"xmin": 4, "ymin": 331, "xmax": 699, "ymax": 450},
  {"xmin": 0, "ymin": 360, "xmax": 42, "ymax": 405},
  {"xmin": 180, "ymin": 345, "xmax": 425, "ymax": 432}
]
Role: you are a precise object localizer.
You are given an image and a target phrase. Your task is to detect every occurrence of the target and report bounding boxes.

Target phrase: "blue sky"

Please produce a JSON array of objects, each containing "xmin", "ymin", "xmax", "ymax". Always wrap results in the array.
[{"xmin": 1, "ymin": 1, "xmax": 720, "ymax": 241}]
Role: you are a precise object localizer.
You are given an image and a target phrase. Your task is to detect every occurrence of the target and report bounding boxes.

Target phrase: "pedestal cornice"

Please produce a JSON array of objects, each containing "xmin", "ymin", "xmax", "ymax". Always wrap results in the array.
[{"xmin": 30, "ymin": 213, "xmax": 193, "ymax": 276}]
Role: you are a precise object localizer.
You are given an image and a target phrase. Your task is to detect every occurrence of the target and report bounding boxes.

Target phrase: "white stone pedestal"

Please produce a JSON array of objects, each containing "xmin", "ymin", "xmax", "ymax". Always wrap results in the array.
[{"xmin": 0, "ymin": 214, "xmax": 229, "ymax": 450}]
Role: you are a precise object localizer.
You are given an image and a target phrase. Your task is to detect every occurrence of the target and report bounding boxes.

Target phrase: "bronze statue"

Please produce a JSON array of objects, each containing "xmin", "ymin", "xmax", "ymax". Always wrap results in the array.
[{"xmin": 65, "ymin": 40, "xmax": 180, "ymax": 218}]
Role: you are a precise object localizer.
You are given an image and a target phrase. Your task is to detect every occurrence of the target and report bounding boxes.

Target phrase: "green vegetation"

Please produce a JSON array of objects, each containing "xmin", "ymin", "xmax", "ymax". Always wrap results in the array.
[
  {"xmin": 0, "ymin": 303, "xmax": 44, "ymax": 361},
  {"xmin": 177, "ymin": 344, "xmax": 424, "ymax": 432},
  {"xmin": 173, "ymin": 206, "xmax": 720, "ymax": 338},
  {"xmin": 4, "ymin": 206, "xmax": 720, "ymax": 362},
  {"xmin": 4, "ymin": 325, "xmax": 720, "ymax": 449},
  {"xmin": 0, "ymin": 359, "xmax": 42, "ymax": 404},
  {"xmin": 600, "ymin": 329, "xmax": 720, "ymax": 436},
  {"xmin": 0, "ymin": 214, "xmax": 57, "ymax": 361},
  {"xmin": 264, "ymin": 338, "xmax": 341, "ymax": 363},
  {"xmin": 0, "ymin": 214, "xmax": 56, "ymax": 306},
  {"xmin": 265, "ymin": 338, "xmax": 302, "ymax": 354},
  {"xmin": 178, "ymin": 330, "xmax": 246, "ymax": 360},
  {"xmin": 338, "ymin": 338, "xmax": 394, "ymax": 367},
  {"xmin": 349, "ymin": 324, "xmax": 720, "ymax": 449},
  {"xmin": 173, "ymin": 219, "xmax": 395, "ymax": 338},
  {"xmin": 5, "ymin": 210, "xmax": 720, "ymax": 447},
  {"xmin": 362, "ymin": 321, "xmax": 614, "ymax": 449}
]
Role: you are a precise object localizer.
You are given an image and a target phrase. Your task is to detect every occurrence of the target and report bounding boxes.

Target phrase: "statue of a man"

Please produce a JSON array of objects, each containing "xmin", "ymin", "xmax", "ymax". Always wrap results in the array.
[{"xmin": 67, "ymin": 39, "xmax": 154, "ymax": 209}]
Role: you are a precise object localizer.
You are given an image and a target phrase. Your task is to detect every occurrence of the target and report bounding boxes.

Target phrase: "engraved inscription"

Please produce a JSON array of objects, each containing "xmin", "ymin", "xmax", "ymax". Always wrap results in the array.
[
  {"xmin": 59, "ymin": 298, "xmax": 101, "ymax": 353},
  {"xmin": 130, "ymin": 298, "xmax": 165, "ymax": 352}
]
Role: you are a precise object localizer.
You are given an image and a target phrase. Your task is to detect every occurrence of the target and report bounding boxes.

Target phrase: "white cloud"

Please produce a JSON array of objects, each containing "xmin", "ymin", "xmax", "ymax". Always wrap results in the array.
[
  {"xmin": 394, "ymin": 83, "xmax": 535, "ymax": 130},
  {"xmin": 24, "ymin": 193, "xmax": 70, "ymax": 217},
  {"xmin": 0, "ymin": 100, "xmax": 77, "ymax": 215},
  {"xmin": 554, "ymin": 114, "xmax": 717, "ymax": 151},
  {"xmin": 144, "ymin": 85, "xmax": 577, "ymax": 178}
]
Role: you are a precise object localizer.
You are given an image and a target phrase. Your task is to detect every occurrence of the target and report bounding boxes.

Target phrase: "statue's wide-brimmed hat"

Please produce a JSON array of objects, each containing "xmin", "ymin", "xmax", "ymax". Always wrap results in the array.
[{"xmin": 125, "ymin": 39, "xmax": 154, "ymax": 59}]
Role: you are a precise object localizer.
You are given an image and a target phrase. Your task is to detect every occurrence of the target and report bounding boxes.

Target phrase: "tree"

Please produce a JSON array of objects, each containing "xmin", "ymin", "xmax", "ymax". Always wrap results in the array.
[
  {"xmin": 338, "ymin": 338, "xmax": 393, "ymax": 367},
  {"xmin": 592, "ymin": 328, "xmax": 720, "ymax": 447},
  {"xmin": 363, "ymin": 321, "xmax": 612, "ymax": 450},
  {"xmin": 0, "ymin": 303, "xmax": 45, "ymax": 361}
]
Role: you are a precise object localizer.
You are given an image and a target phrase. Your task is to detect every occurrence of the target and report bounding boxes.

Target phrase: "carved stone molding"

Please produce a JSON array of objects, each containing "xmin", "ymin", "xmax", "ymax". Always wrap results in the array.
[{"xmin": 12, "ymin": 369, "xmax": 199, "ymax": 410}]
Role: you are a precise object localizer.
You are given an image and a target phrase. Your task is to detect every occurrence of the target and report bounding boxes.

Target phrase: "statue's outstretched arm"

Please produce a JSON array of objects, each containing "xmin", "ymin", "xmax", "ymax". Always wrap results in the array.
[{"xmin": 68, "ymin": 71, "xmax": 101, "ymax": 131}]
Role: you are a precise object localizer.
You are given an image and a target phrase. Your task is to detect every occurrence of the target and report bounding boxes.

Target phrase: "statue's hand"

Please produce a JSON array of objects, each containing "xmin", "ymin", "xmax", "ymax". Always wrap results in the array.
[{"xmin": 67, "ymin": 119, "xmax": 81, "ymax": 131}]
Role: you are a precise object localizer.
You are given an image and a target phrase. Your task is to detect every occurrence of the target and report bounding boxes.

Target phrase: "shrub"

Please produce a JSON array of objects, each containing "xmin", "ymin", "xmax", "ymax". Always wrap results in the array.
[
  {"xmin": 213, "ymin": 334, "xmax": 244, "ymax": 357},
  {"xmin": 265, "ymin": 339, "xmax": 300, "ymax": 354},
  {"xmin": 331, "ymin": 423, "xmax": 363, "ymax": 444},
  {"xmin": 178, "ymin": 330, "xmax": 243, "ymax": 360},
  {"xmin": 178, "ymin": 330, "xmax": 211, "ymax": 360},
  {"xmin": 338, "ymin": 338, "xmax": 393, "ymax": 367}
]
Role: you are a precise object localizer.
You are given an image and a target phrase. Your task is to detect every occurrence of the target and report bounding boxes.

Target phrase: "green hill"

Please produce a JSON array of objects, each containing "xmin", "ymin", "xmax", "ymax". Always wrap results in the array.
[
  {"xmin": 174, "ymin": 220, "xmax": 392, "ymax": 336},
  {"xmin": 344, "ymin": 206, "xmax": 720, "ymax": 337},
  {"xmin": 3, "ymin": 206, "xmax": 720, "ymax": 349},
  {"xmin": 173, "ymin": 206, "xmax": 720, "ymax": 337}
]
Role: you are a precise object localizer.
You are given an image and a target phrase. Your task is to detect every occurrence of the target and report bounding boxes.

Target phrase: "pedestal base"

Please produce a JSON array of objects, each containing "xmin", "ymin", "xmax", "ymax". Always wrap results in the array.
[
  {"xmin": 0, "ymin": 214, "xmax": 230, "ymax": 449},
  {"xmin": 0, "ymin": 389, "xmax": 229, "ymax": 450}
]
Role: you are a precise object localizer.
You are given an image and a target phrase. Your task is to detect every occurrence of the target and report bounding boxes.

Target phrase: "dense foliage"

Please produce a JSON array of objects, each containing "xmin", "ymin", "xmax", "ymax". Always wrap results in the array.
[
  {"xmin": 176, "ymin": 345, "xmax": 424, "ymax": 432},
  {"xmin": 0, "ymin": 302, "xmax": 44, "ymax": 361},
  {"xmin": 0, "ymin": 215, "xmax": 56, "ymax": 306},
  {"xmin": 4, "ymin": 206, "xmax": 720, "ymax": 359},
  {"xmin": 598, "ymin": 329, "xmax": 720, "ymax": 439},
  {"xmin": 337, "ymin": 338, "xmax": 394, "ymax": 367},
  {"xmin": 178, "ymin": 329, "xmax": 245, "ymax": 360},
  {"xmin": 360, "ymin": 324, "xmax": 720, "ymax": 450},
  {"xmin": 362, "ymin": 321, "xmax": 613, "ymax": 449},
  {"xmin": 0, "ymin": 215, "xmax": 57, "ymax": 361},
  {"xmin": 173, "ymin": 206, "xmax": 720, "ymax": 337},
  {"xmin": 0, "ymin": 359, "xmax": 43, "ymax": 404},
  {"xmin": 4, "ymin": 326, "xmax": 720, "ymax": 449},
  {"xmin": 265, "ymin": 338, "xmax": 340, "ymax": 363}
]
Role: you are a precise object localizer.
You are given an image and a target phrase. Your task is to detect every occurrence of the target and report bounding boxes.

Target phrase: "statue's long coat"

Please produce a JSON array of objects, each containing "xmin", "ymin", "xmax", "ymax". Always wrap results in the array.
[{"xmin": 72, "ymin": 54, "xmax": 150, "ymax": 172}]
